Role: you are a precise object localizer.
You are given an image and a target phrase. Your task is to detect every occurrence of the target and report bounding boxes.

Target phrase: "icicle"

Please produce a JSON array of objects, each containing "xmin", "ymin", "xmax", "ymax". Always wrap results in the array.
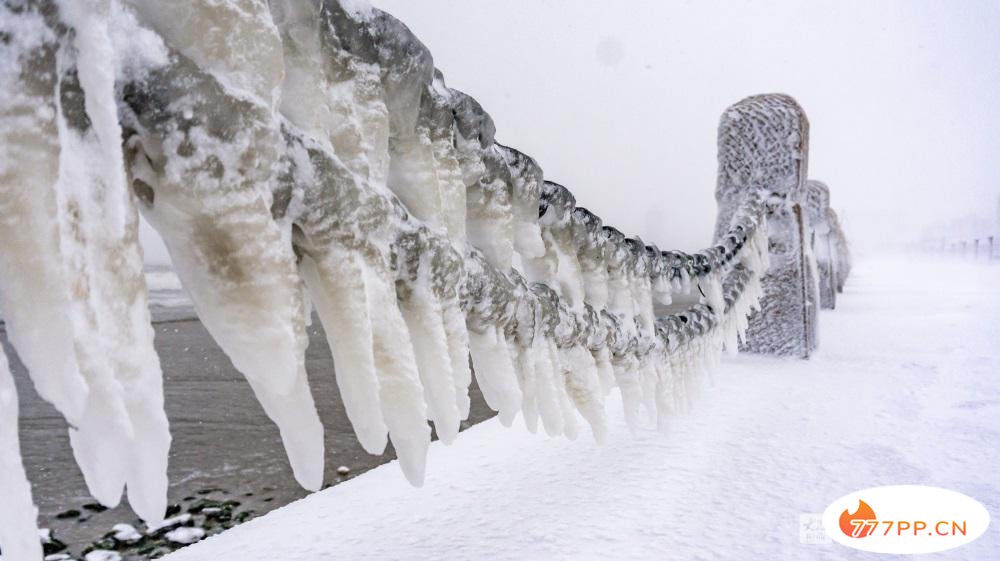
[
  {"xmin": 513, "ymin": 343, "xmax": 539, "ymax": 433},
  {"xmin": 509, "ymin": 276, "xmax": 539, "ymax": 433},
  {"xmin": 0, "ymin": 3, "xmax": 90, "ymax": 428},
  {"xmin": 59, "ymin": 0, "xmax": 128, "ymax": 233},
  {"xmin": 0, "ymin": 344, "xmax": 44, "ymax": 561},
  {"xmin": 298, "ymin": 253, "xmax": 388, "ymax": 454},
  {"xmin": 395, "ymin": 232, "xmax": 462, "ymax": 444},
  {"xmin": 652, "ymin": 357, "xmax": 675, "ymax": 433},
  {"xmin": 638, "ymin": 360, "xmax": 659, "ymax": 424},
  {"xmin": 462, "ymin": 253, "xmax": 523, "ymax": 426},
  {"xmin": 525, "ymin": 336, "xmax": 561, "ymax": 437},
  {"xmin": 54, "ymin": 26, "xmax": 175, "ymax": 516},
  {"xmin": 366, "ymin": 267, "xmax": 432, "ymax": 486},
  {"xmin": 613, "ymin": 355, "xmax": 644, "ymax": 433},
  {"xmin": 271, "ymin": 0, "xmax": 445, "ymax": 479},
  {"xmin": 443, "ymin": 302, "xmax": 473, "ymax": 419},
  {"xmin": 562, "ymin": 345, "xmax": 608, "ymax": 443},
  {"xmin": 583, "ymin": 306, "xmax": 615, "ymax": 395},
  {"xmin": 551, "ymin": 347, "xmax": 580, "ymax": 441},
  {"xmin": 593, "ymin": 347, "xmax": 616, "ymax": 394},
  {"xmin": 467, "ymin": 325, "xmax": 522, "ymax": 427}
]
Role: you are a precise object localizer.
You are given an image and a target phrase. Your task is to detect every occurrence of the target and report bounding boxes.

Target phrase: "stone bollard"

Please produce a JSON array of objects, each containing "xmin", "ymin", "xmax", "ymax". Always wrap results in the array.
[
  {"xmin": 828, "ymin": 208, "xmax": 850, "ymax": 293},
  {"xmin": 805, "ymin": 181, "xmax": 837, "ymax": 310},
  {"xmin": 714, "ymin": 94, "xmax": 818, "ymax": 358}
]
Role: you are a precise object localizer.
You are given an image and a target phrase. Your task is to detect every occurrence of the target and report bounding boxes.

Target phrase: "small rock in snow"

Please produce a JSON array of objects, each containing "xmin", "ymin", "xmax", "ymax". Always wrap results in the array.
[
  {"xmin": 111, "ymin": 523, "xmax": 142, "ymax": 542},
  {"xmin": 145, "ymin": 513, "xmax": 191, "ymax": 533},
  {"xmin": 165, "ymin": 526, "xmax": 206, "ymax": 545}
]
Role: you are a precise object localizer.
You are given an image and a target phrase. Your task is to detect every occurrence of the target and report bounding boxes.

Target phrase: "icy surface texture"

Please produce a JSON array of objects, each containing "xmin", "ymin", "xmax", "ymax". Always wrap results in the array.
[
  {"xmin": 715, "ymin": 94, "xmax": 821, "ymax": 357},
  {"xmin": 0, "ymin": 2, "xmax": 819, "ymax": 558}
]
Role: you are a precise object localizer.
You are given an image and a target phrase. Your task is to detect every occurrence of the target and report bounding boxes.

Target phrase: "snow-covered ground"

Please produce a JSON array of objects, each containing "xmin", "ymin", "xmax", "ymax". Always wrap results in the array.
[{"xmin": 166, "ymin": 256, "xmax": 999, "ymax": 561}]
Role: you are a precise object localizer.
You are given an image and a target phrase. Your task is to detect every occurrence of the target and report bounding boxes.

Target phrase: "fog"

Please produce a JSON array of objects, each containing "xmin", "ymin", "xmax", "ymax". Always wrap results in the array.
[{"xmin": 140, "ymin": 0, "xmax": 1000, "ymax": 263}]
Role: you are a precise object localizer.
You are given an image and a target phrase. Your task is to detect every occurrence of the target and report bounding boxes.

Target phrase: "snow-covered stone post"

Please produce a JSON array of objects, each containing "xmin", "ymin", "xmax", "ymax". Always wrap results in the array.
[
  {"xmin": 806, "ymin": 180, "xmax": 836, "ymax": 310},
  {"xmin": 828, "ymin": 209, "xmax": 851, "ymax": 292},
  {"xmin": 714, "ymin": 94, "xmax": 818, "ymax": 357}
]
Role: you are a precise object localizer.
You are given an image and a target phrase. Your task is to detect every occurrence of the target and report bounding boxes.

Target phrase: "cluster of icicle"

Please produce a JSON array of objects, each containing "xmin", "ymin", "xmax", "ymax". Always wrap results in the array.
[{"xmin": 0, "ymin": 1, "xmax": 770, "ymax": 559}]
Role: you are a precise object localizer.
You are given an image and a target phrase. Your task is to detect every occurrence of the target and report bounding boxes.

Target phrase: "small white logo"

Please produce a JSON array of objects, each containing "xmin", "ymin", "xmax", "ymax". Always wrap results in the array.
[{"xmin": 799, "ymin": 513, "xmax": 831, "ymax": 545}]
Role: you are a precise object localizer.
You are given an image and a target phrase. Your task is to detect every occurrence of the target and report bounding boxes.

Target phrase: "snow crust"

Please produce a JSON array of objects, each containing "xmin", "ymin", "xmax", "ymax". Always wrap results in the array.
[{"xmin": 164, "ymin": 258, "xmax": 1000, "ymax": 561}]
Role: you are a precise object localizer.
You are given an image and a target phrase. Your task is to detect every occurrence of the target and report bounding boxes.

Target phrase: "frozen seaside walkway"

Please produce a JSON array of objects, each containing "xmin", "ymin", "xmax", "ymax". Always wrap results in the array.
[{"xmin": 168, "ymin": 257, "xmax": 999, "ymax": 561}]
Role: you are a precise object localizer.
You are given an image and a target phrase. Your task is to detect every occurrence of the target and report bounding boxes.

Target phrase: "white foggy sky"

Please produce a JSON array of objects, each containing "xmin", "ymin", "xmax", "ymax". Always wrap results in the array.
[
  {"xmin": 140, "ymin": 0, "xmax": 1000, "ymax": 262},
  {"xmin": 371, "ymin": 0, "xmax": 1000, "ymax": 254}
]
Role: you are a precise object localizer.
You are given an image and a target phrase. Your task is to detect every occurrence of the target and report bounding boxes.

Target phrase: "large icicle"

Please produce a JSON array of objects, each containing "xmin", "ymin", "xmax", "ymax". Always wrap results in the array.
[
  {"xmin": 0, "ymin": 344, "xmax": 44, "ymax": 561},
  {"xmin": 56, "ymin": 0, "xmax": 171, "ymax": 521},
  {"xmin": 121, "ymin": 2, "xmax": 325, "ymax": 491},
  {"xmin": 367, "ymin": 266, "xmax": 432, "ymax": 485},
  {"xmin": 0, "ymin": 0, "xmax": 90, "ymax": 431}
]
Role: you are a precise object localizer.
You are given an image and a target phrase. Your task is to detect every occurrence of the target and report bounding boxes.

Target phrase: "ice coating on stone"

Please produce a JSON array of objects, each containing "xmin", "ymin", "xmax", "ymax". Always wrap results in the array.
[
  {"xmin": 0, "ymin": 343, "xmax": 44, "ymax": 561},
  {"xmin": 499, "ymin": 144, "xmax": 546, "ymax": 262},
  {"xmin": 129, "ymin": 0, "xmax": 285, "ymax": 107},
  {"xmin": 0, "ymin": 1, "xmax": 823, "ymax": 552}
]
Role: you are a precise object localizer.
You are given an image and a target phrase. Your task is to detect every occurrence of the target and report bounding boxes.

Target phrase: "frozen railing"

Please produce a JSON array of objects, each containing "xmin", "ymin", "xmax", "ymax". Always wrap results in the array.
[
  {"xmin": 939, "ymin": 237, "xmax": 998, "ymax": 260},
  {"xmin": 0, "ymin": 2, "xmax": 844, "ymax": 559}
]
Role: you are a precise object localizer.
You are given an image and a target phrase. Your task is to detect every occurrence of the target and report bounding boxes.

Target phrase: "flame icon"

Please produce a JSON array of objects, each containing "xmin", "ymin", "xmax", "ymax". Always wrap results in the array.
[{"xmin": 839, "ymin": 499, "xmax": 878, "ymax": 538}]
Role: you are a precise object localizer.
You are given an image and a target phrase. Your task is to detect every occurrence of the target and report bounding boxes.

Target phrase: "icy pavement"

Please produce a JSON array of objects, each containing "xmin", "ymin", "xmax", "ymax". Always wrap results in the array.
[{"xmin": 166, "ymin": 257, "xmax": 999, "ymax": 561}]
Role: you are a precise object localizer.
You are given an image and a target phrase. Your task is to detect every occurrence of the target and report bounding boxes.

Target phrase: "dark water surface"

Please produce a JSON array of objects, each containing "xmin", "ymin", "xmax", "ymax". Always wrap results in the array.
[{"xmin": 2, "ymin": 304, "xmax": 494, "ymax": 558}]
